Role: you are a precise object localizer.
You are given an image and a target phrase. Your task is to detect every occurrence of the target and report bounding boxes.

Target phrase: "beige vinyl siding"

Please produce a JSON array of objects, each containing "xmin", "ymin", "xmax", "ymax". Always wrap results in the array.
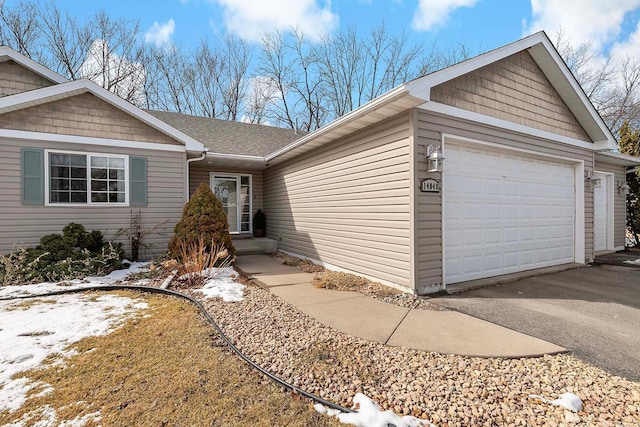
[
  {"xmin": 0, "ymin": 60, "xmax": 55, "ymax": 97},
  {"xmin": 0, "ymin": 93, "xmax": 181, "ymax": 145},
  {"xmin": 189, "ymin": 163, "xmax": 264, "ymax": 220},
  {"xmin": 594, "ymin": 161, "xmax": 626, "ymax": 249},
  {"xmin": 415, "ymin": 109, "xmax": 595, "ymax": 288},
  {"xmin": 264, "ymin": 113, "xmax": 412, "ymax": 290},
  {"xmin": 431, "ymin": 51, "xmax": 591, "ymax": 141},
  {"xmin": 0, "ymin": 138, "xmax": 186, "ymax": 259}
]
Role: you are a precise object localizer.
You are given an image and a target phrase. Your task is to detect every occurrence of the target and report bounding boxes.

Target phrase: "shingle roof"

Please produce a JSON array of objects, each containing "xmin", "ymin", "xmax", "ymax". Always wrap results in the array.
[{"xmin": 145, "ymin": 110, "xmax": 303, "ymax": 157}]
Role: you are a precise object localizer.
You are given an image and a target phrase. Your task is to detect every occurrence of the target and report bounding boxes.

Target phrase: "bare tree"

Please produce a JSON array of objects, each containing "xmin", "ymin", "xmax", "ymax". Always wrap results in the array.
[{"xmin": 0, "ymin": 0, "xmax": 42, "ymax": 59}]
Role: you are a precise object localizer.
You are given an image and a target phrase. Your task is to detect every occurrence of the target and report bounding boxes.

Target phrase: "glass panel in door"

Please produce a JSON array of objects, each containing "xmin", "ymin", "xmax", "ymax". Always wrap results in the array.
[{"xmin": 213, "ymin": 176, "xmax": 238, "ymax": 233}]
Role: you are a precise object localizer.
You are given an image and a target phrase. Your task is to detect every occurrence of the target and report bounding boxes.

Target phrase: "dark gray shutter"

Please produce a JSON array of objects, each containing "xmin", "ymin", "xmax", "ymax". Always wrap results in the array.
[
  {"xmin": 21, "ymin": 148, "xmax": 44, "ymax": 205},
  {"xmin": 130, "ymin": 156, "xmax": 147, "ymax": 206}
]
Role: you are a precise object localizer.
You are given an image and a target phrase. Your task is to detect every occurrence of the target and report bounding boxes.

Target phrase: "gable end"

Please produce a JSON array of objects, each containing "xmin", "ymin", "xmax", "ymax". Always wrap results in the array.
[
  {"xmin": 0, "ymin": 92, "xmax": 182, "ymax": 145},
  {"xmin": 0, "ymin": 59, "xmax": 56, "ymax": 97},
  {"xmin": 430, "ymin": 50, "xmax": 591, "ymax": 142}
]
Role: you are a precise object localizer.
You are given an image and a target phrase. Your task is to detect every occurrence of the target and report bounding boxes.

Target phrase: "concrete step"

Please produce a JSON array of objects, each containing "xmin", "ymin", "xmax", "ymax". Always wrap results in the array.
[{"xmin": 232, "ymin": 237, "xmax": 278, "ymax": 255}]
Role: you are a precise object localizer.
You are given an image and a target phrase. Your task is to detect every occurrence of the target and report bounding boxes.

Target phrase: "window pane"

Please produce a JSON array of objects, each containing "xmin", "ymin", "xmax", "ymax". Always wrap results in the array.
[
  {"xmin": 50, "ymin": 179, "xmax": 68, "ymax": 191},
  {"xmin": 71, "ymin": 179, "xmax": 87, "ymax": 191},
  {"xmin": 109, "ymin": 181, "xmax": 125, "ymax": 192},
  {"xmin": 91, "ymin": 180, "xmax": 107, "ymax": 191},
  {"xmin": 91, "ymin": 168, "xmax": 107, "ymax": 179},
  {"xmin": 49, "ymin": 154, "xmax": 68, "ymax": 166},
  {"xmin": 109, "ymin": 169, "xmax": 125, "ymax": 180},
  {"xmin": 108, "ymin": 157, "xmax": 124, "ymax": 168},
  {"xmin": 51, "ymin": 192, "xmax": 69, "ymax": 203},
  {"xmin": 109, "ymin": 192, "xmax": 125, "ymax": 203},
  {"xmin": 91, "ymin": 192, "xmax": 108, "ymax": 203},
  {"xmin": 91, "ymin": 157, "xmax": 108, "ymax": 168},
  {"xmin": 70, "ymin": 155, "xmax": 86, "ymax": 167},
  {"xmin": 241, "ymin": 176, "xmax": 249, "ymax": 185},
  {"xmin": 50, "ymin": 166, "xmax": 69, "ymax": 178},
  {"xmin": 71, "ymin": 192, "xmax": 87, "ymax": 203},
  {"xmin": 71, "ymin": 167, "xmax": 86, "ymax": 179}
]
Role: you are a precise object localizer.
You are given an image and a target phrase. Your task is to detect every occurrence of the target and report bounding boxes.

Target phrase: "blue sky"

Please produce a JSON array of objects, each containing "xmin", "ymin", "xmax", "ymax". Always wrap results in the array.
[{"xmin": 11, "ymin": 1, "xmax": 640, "ymax": 61}]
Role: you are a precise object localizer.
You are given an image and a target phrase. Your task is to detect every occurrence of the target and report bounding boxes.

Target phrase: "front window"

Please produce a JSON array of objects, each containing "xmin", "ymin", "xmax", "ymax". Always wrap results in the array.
[{"xmin": 47, "ymin": 151, "xmax": 127, "ymax": 205}]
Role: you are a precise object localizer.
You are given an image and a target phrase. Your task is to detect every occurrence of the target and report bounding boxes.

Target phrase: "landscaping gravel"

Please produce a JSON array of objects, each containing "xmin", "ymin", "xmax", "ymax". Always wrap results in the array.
[{"xmin": 184, "ymin": 281, "xmax": 640, "ymax": 427}]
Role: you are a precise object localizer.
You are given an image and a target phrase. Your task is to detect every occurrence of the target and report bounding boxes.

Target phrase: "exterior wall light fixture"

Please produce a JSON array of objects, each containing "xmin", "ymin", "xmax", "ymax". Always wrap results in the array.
[
  {"xmin": 618, "ymin": 180, "xmax": 630, "ymax": 194},
  {"xmin": 427, "ymin": 145, "xmax": 444, "ymax": 172}
]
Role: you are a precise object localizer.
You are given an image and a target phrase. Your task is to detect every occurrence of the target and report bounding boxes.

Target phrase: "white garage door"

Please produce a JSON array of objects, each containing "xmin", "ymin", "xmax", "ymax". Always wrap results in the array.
[{"xmin": 444, "ymin": 143, "xmax": 576, "ymax": 284}]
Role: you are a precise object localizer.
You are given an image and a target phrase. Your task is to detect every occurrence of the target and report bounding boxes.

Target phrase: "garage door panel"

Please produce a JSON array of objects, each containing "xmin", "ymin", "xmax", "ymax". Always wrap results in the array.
[{"xmin": 444, "ymin": 143, "xmax": 575, "ymax": 284}]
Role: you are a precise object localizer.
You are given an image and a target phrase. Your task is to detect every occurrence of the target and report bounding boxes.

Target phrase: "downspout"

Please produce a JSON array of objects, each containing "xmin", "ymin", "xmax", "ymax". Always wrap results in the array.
[{"xmin": 185, "ymin": 150, "xmax": 208, "ymax": 201}]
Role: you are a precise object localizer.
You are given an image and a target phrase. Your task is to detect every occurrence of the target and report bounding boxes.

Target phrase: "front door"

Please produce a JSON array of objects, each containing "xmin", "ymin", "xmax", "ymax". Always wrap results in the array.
[
  {"xmin": 593, "ymin": 171, "xmax": 614, "ymax": 252},
  {"xmin": 211, "ymin": 174, "xmax": 252, "ymax": 234}
]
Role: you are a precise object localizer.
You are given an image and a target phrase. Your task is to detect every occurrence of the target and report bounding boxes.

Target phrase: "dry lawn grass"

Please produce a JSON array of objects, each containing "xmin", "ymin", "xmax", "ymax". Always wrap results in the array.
[
  {"xmin": 312, "ymin": 270, "xmax": 399, "ymax": 297},
  {"xmin": 0, "ymin": 291, "xmax": 341, "ymax": 427}
]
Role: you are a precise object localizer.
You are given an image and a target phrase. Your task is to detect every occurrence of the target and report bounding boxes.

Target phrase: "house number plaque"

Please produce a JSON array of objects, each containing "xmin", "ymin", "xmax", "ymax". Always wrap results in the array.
[{"xmin": 420, "ymin": 178, "xmax": 440, "ymax": 193}]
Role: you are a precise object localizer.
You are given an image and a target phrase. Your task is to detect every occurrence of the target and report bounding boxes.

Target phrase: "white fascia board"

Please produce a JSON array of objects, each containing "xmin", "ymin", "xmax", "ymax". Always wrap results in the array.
[
  {"xmin": 0, "ymin": 128, "xmax": 186, "ymax": 152},
  {"xmin": 207, "ymin": 152, "xmax": 265, "ymax": 161},
  {"xmin": 0, "ymin": 79, "xmax": 206, "ymax": 153},
  {"xmin": 0, "ymin": 46, "xmax": 68, "ymax": 84},
  {"xmin": 265, "ymin": 84, "xmax": 410, "ymax": 161},
  {"xmin": 421, "ymin": 102, "xmax": 599, "ymax": 151},
  {"xmin": 595, "ymin": 150, "xmax": 640, "ymax": 166},
  {"xmin": 407, "ymin": 32, "xmax": 549, "ymax": 92}
]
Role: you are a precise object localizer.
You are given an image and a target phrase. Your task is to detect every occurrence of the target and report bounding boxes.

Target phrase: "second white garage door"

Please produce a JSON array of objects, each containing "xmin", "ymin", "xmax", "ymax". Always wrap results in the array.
[{"xmin": 444, "ymin": 142, "xmax": 576, "ymax": 284}]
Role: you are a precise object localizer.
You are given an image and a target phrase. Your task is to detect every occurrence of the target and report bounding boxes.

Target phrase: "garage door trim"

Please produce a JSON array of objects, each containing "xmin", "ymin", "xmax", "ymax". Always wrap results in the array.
[{"xmin": 441, "ymin": 134, "xmax": 585, "ymax": 288}]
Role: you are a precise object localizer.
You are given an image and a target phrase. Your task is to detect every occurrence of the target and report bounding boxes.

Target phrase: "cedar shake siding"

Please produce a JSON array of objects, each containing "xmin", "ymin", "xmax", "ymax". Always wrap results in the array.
[
  {"xmin": 431, "ymin": 51, "xmax": 591, "ymax": 142},
  {"xmin": 593, "ymin": 161, "xmax": 627, "ymax": 249},
  {"xmin": 414, "ymin": 109, "xmax": 595, "ymax": 290},
  {"xmin": 0, "ymin": 60, "xmax": 55, "ymax": 97},
  {"xmin": 0, "ymin": 93, "xmax": 181, "ymax": 145},
  {"xmin": 264, "ymin": 114, "xmax": 413, "ymax": 290},
  {"xmin": 189, "ymin": 163, "xmax": 264, "ymax": 221},
  {"xmin": 0, "ymin": 137, "xmax": 186, "ymax": 258}
]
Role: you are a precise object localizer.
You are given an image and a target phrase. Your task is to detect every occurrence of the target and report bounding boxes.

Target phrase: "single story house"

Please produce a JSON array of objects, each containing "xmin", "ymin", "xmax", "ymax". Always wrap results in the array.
[{"xmin": 1, "ymin": 31, "xmax": 639, "ymax": 294}]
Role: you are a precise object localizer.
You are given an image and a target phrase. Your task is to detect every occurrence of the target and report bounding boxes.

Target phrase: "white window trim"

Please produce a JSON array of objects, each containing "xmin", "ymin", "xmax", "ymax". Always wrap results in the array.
[
  {"xmin": 593, "ymin": 171, "xmax": 615, "ymax": 252},
  {"xmin": 45, "ymin": 149, "xmax": 130, "ymax": 207},
  {"xmin": 209, "ymin": 172, "xmax": 253, "ymax": 235}
]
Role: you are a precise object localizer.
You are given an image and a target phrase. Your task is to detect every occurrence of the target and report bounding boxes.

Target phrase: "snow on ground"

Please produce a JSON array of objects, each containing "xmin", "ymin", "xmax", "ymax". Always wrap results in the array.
[
  {"xmin": 529, "ymin": 392, "xmax": 584, "ymax": 412},
  {"xmin": 195, "ymin": 267, "xmax": 245, "ymax": 302},
  {"xmin": 0, "ymin": 262, "xmax": 149, "ymax": 299},
  {"xmin": 0, "ymin": 291, "xmax": 148, "ymax": 418},
  {"xmin": 315, "ymin": 393, "xmax": 437, "ymax": 427},
  {"xmin": 623, "ymin": 258, "xmax": 640, "ymax": 265}
]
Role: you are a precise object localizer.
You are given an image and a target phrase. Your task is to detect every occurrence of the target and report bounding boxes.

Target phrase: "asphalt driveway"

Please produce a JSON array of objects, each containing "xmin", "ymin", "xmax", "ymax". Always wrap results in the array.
[{"xmin": 431, "ymin": 264, "xmax": 640, "ymax": 381}]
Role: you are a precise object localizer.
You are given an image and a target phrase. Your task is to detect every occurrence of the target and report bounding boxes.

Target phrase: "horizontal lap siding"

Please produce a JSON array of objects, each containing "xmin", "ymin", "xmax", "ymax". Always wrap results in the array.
[
  {"xmin": 189, "ymin": 164, "xmax": 264, "ymax": 219},
  {"xmin": 594, "ymin": 161, "xmax": 626, "ymax": 248},
  {"xmin": 415, "ymin": 110, "xmax": 595, "ymax": 288},
  {"xmin": 0, "ymin": 138, "xmax": 186, "ymax": 259},
  {"xmin": 264, "ymin": 114, "xmax": 412, "ymax": 289}
]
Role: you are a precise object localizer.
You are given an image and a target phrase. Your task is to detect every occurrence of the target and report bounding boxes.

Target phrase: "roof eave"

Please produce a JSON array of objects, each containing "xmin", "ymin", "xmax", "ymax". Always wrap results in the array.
[
  {"xmin": 595, "ymin": 151, "xmax": 640, "ymax": 166},
  {"xmin": 265, "ymin": 85, "xmax": 424, "ymax": 164},
  {"xmin": 0, "ymin": 46, "xmax": 68, "ymax": 84}
]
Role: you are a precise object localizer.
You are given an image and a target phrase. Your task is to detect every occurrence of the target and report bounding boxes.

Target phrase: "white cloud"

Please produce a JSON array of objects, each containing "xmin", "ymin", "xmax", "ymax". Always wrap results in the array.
[
  {"xmin": 212, "ymin": 0, "xmax": 338, "ymax": 41},
  {"xmin": 610, "ymin": 20, "xmax": 640, "ymax": 60},
  {"xmin": 411, "ymin": 0, "xmax": 479, "ymax": 32},
  {"xmin": 144, "ymin": 19, "xmax": 176, "ymax": 47},
  {"xmin": 524, "ymin": 0, "xmax": 640, "ymax": 51}
]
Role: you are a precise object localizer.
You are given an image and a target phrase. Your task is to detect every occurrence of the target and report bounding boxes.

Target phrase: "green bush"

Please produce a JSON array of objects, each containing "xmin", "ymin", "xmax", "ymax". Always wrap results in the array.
[
  {"xmin": 0, "ymin": 223, "xmax": 125, "ymax": 285},
  {"xmin": 167, "ymin": 182, "xmax": 235, "ymax": 261}
]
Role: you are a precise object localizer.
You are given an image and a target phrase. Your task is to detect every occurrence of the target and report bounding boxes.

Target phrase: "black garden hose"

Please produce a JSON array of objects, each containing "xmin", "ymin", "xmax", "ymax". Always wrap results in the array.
[{"xmin": 0, "ymin": 284, "xmax": 353, "ymax": 414}]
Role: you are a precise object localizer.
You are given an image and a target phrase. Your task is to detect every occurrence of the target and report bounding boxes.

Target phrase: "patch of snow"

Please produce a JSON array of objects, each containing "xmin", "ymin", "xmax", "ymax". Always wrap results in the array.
[
  {"xmin": 0, "ymin": 262, "xmax": 149, "ymax": 298},
  {"xmin": 196, "ymin": 267, "xmax": 245, "ymax": 302},
  {"xmin": 529, "ymin": 392, "xmax": 583, "ymax": 412},
  {"xmin": 623, "ymin": 258, "xmax": 640, "ymax": 265},
  {"xmin": 316, "ymin": 393, "xmax": 436, "ymax": 427},
  {"xmin": 0, "ymin": 293, "xmax": 147, "ymax": 414}
]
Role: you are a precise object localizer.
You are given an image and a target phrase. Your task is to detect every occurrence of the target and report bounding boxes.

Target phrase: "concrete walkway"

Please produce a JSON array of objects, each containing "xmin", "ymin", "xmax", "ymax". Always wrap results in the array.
[{"xmin": 235, "ymin": 254, "xmax": 566, "ymax": 358}]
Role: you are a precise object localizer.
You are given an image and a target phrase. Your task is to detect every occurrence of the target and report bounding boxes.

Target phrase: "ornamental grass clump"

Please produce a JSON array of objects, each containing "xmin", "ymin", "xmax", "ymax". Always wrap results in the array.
[{"xmin": 174, "ymin": 237, "xmax": 235, "ymax": 288}]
